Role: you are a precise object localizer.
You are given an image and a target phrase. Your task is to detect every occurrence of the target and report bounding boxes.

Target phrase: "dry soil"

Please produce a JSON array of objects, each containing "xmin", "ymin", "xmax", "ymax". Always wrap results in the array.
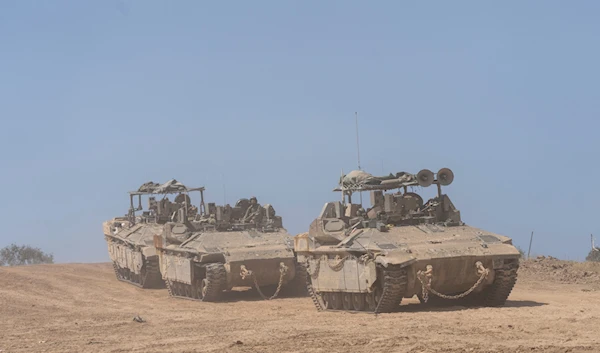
[{"xmin": 1, "ymin": 259, "xmax": 600, "ymax": 353}]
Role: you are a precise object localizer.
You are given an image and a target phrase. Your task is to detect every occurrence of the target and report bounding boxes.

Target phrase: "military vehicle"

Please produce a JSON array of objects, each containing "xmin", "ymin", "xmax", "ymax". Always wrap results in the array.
[
  {"xmin": 153, "ymin": 195, "xmax": 307, "ymax": 302},
  {"xmin": 103, "ymin": 179, "xmax": 206, "ymax": 288},
  {"xmin": 294, "ymin": 168, "xmax": 520, "ymax": 313}
]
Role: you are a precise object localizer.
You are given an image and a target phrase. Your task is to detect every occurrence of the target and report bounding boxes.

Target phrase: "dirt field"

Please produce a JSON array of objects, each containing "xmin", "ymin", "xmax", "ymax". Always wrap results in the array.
[{"xmin": 2, "ymin": 259, "xmax": 600, "ymax": 353}]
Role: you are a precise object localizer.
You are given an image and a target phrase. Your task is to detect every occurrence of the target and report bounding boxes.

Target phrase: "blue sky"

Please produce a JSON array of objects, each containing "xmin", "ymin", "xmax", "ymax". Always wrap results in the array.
[{"xmin": 1, "ymin": 1, "xmax": 599, "ymax": 262}]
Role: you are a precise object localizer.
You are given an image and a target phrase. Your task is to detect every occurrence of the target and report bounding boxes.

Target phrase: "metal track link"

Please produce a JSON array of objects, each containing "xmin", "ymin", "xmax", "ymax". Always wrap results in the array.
[
  {"xmin": 142, "ymin": 257, "xmax": 165, "ymax": 289},
  {"xmin": 112, "ymin": 257, "xmax": 164, "ymax": 289},
  {"xmin": 112, "ymin": 262, "xmax": 123, "ymax": 281},
  {"xmin": 306, "ymin": 266, "xmax": 324, "ymax": 311},
  {"xmin": 307, "ymin": 264, "xmax": 407, "ymax": 313},
  {"xmin": 280, "ymin": 261, "xmax": 309, "ymax": 297},
  {"xmin": 165, "ymin": 280, "xmax": 202, "ymax": 301},
  {"xmin": 112, "ymin": 261, "xmax": 144, "ymax": 288},
  {"xmin": 483, "ymin": 262, "xmax": 519, "ymax": 307},
  {"xmin": 375, "ymin": 265, "xmax": 408, "ymax": 313},
  {"xmin": 166, "ymin": 278, "xmax": 174, "ymax": 297},
  {"xmin": 202, "ymin": 263, "xmax": 226, "ymax": 301},
  {"xmin": 166, "ymin": 263, "xmax": 226, "ymax": 302}
]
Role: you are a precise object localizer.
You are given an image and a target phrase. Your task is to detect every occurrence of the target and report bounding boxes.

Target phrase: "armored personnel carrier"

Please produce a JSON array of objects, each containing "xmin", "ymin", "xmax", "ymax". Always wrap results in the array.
[
  {"xmin": 103, "ymin": 179, "xmax": 206, "ymax": 288},
  {"xmin": 154, "ymin": 195, "xmax": 307, "ymax": 302},
  {"xmin": 294, "ymin": 168, "xmax": 520, "ymax": 313}
]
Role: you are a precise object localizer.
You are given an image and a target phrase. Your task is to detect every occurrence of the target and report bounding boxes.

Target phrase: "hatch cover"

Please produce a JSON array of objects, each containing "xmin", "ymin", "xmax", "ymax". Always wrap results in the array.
[
  {"xmin": 376, "ymin": 243, "xmax": 398, "ymax": 249},
  {"xmin": 478, "ymin": 235, "xmax": 501, "ymax": 243}
]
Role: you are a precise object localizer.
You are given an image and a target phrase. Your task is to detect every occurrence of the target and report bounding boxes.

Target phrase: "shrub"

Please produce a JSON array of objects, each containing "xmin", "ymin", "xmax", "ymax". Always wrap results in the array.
[{"xmin": 0, "ymin": 243, "xmax": 54, "ymax": 266}]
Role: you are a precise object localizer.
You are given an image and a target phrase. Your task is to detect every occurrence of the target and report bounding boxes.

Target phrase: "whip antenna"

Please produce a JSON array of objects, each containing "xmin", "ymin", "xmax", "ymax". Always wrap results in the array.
[
  {"xmin": 222, "ymin": 173, "xmax": 226, "ymax": 205},
  {"xmin": 340, "ymin": 169, "xmax": 345, "ymax": 203},
  {"xmin": 355, "ymin": 112, "xmax": 361, "ymax": 170},
  {"xmin": 355, "ymin": 112, "xmax": 363, "ymax": 205}
]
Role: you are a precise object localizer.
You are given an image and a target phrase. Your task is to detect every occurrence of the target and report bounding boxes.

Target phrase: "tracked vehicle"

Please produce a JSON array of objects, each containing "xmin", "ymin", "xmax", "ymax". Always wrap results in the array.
[
  {"xmin": 103, "ymin": 180, "xmax": 205, "ymax": 288},
  {"xmin": 294, "ymin": 168, "xmax": 520, "ymax": 313},
  {"xmin": 154, "ymin": 195, "xmax": 307, "ymax": 302}
]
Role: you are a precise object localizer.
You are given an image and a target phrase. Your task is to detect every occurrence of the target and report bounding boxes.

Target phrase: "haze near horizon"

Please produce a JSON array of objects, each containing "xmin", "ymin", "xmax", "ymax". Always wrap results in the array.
[{"xmin": 1, "ymin": 1, "xmax": 598, "ymax": 262}]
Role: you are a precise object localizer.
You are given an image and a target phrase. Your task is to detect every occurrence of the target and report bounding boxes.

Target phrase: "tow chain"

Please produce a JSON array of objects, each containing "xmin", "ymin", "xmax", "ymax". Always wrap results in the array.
[
  {"xmin": 307, "ymin": 258, "xmax": 320, "ymax": 279},
  {"xmin": 240, "ymin": 262, "xmax": 288, "ymax": 300},
  {"xmin": 416, "ymin": 261, "xmax": 489, "ymax": 303},
  {"xmin": 374, "ymin": 286, "xmax": 388, "ymax": 315}
]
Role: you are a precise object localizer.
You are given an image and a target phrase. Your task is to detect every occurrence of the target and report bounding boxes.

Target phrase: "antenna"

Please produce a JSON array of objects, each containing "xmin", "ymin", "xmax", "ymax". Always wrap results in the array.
[
  {"xmin": 222, "ymin": 173, "xmax": 226, "ymax": 205},
  {"xmin": 355, "ymin": 112, "xmax": 363, "ymax": 205},
  {"xmin": 340, "ymin": 168, "xmax": 345, "ymax": 203},
  {"xmin": 355, "ymin": 112, "xmax": 361, "ymax": 170}
]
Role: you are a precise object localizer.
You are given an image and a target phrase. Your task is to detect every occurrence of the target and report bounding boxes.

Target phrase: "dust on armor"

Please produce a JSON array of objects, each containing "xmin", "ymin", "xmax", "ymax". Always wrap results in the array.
[
  {"xmin": 102, "ymin": 179, "xmax": 203, "ymax": 288},
  {"xmin": 153, "ymin": 194, "xmax": 307, "ymax": 302},
  {"xmin": 294, "ymin": 168, "xmax": 520, "ymax": 313}
]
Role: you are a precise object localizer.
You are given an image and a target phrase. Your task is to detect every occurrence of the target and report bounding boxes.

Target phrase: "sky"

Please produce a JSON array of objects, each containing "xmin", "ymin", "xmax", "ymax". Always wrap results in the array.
[{"xmin": 1, "ymin": 1, "xmax": 599, "ymax": 263}]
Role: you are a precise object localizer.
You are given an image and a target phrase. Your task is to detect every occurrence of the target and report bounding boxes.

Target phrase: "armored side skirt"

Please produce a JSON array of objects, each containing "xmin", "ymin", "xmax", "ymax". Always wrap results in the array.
[
  {"xmin": 106, "ymin": 239, "xmax": 144, "ymax": 275},
  {"xmin": 161, "ymin": 255, "xmax": 194, "ymax": 284},
  {"xmin": 307, "ymin": 256, "xmax": 377, "ymax": 293}
]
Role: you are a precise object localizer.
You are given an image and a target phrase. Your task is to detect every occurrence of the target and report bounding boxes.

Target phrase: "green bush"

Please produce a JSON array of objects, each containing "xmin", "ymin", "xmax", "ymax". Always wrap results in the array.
[{"xmin": 0, "ymin": 243, "xmax": 54, "ymax": 266}]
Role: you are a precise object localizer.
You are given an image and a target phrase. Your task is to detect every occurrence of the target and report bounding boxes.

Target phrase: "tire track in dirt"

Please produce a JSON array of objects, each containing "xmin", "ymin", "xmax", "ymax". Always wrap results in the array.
[{"xmin": 1, "ymin": 262, "xmax": 599, "ymax": 353}]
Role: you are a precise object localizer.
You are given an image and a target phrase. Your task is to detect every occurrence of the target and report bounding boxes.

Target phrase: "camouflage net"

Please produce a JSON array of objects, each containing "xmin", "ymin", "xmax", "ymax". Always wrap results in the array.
[
  {"xmin": 340, "ymin": 170, "xmax": 417, "ymax": 189},
  {"xmin": 137, "ymin": 179, "xmax": 188, "ymax": 194}
]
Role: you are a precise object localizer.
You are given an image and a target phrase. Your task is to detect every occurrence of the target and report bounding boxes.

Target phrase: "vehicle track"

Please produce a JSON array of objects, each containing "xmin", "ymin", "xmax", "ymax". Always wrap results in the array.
[{"xmin": 1, "ymin": 262, "xmax": 599, "ymax": 353}]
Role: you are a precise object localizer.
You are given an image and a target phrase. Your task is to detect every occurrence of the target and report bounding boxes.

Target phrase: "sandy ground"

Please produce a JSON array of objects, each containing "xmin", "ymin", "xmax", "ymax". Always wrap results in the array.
[{"xmin": 1, "ymin": 261, "xmax": 600, "ymax": 353}]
